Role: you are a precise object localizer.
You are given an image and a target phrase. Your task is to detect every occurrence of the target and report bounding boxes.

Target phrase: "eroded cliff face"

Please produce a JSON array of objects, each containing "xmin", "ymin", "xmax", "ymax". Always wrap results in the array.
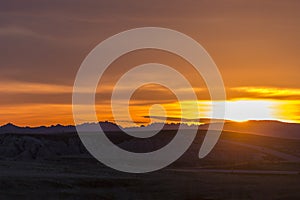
[{"xmin": 0, "ymin": 134, "xmax": 87, "ymax": 160}]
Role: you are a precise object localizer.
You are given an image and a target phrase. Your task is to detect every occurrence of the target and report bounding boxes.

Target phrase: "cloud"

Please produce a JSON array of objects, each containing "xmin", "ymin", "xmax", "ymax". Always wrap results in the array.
[
  {"xmin": 0, "ymin": 81, "xmax": 72, "ymax": 94},
  {"xmin": 231, "ymin": 87, "xmax": 300, "ymax": 100},
  {"xmin": 143, "ymin": 116, "xmax": 230, "ymax": 124},
  {"xmin": 0, "ymin": 26, "xmax": 45, "ymax": 38}
]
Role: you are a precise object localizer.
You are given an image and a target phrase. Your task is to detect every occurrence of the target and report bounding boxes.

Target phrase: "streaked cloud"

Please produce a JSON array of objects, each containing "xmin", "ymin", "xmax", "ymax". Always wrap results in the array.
[
  {"xmin": 232, "ymin": 87, "xmax": 300, "ymax": 99},
  {"xmin": 0, "ymin": 81, "xmax": 72, "ymax": 94}
]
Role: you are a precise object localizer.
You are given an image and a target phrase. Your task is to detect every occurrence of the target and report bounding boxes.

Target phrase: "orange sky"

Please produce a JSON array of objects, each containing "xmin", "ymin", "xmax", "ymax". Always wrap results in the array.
[{"xmin": 0, "ymin": 1, "xmax": 300, "ymax": 126}]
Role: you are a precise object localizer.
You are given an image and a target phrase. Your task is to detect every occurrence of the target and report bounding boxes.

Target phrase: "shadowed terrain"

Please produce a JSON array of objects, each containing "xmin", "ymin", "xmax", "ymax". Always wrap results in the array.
[{"xmin": 0, "ymin": 122, "xmax": 299, "ymax": 199}]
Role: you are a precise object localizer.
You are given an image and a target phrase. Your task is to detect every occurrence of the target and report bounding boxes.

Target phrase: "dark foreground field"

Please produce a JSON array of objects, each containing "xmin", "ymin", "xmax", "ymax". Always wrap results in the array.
[{"xmin": 0, "ymin": 130, "xmax": 299, "ymax": 199}]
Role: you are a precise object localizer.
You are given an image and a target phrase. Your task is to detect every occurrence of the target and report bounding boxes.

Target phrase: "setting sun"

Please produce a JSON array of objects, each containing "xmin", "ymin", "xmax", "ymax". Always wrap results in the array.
[{"xmin": 124, "ymin": 99, "xmax": 300, "ymax": 127}]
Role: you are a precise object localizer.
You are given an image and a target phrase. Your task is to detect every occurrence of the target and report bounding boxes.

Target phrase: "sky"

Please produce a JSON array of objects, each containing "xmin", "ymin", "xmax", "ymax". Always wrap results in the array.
[{"xmin": 1, "ymin": 0, "xmax": 300, "ymax": 126}]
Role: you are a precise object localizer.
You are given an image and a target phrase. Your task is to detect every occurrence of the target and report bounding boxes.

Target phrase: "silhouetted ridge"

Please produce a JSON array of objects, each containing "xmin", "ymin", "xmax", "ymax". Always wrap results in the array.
[{"xmin": 1, "ymin": 120, "xmax": 300, "ymax": 139}]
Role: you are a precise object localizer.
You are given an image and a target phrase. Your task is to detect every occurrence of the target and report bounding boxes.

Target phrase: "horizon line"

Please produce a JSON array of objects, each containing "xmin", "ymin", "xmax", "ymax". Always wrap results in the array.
[{"xmin": 1, "ymin": 119, "xmax": 300, "ymax": 129}]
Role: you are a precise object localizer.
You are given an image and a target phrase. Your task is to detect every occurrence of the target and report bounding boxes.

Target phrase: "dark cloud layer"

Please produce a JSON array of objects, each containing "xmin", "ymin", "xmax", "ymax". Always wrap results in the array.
[{"xmin": 1, "ymin": 0, "xmax": 300, "ymax": 87}]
